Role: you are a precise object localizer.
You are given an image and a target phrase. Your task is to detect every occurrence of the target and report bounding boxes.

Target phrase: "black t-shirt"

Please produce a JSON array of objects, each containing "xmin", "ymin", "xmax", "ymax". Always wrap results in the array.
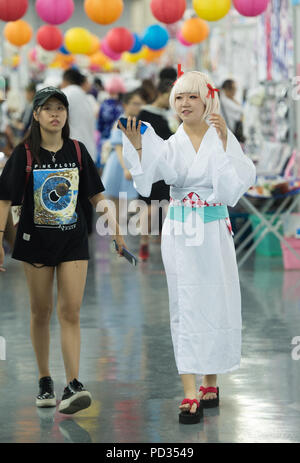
[
  {"xmin": 0, "ymin": 139, "xmax": 105, "ymax": 266},
  {"xmin": 138, "ymin": 109, "xmax": 173, "ymax": 140}
]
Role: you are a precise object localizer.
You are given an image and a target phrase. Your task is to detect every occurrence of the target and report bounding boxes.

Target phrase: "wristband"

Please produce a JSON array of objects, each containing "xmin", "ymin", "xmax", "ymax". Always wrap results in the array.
[
  {"xmin": 135, "ymin": 148, "xmax": 142, "ymax": 151},
  {"xmin": 0, "ymin": 230, "xmax": 5, "ymax": 233}
]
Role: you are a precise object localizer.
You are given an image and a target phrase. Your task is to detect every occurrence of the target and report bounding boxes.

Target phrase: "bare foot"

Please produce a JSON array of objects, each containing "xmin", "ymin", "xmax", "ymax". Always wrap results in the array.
[
  {"xmin": 179, "ymin": 397, "xmax": 198, "ymax": 414},
  {"xmin": 198, "ymin": 387, "xmax": 217, "ymax": 401}
]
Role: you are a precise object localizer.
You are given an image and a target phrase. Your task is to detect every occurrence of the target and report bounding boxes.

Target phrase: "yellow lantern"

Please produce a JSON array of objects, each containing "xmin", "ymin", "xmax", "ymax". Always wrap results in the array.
[
  {"xmin": 192, "ymin": 0, "xmax": 231, "ymax": 21},
  {"xmin": 86, "ymin": 34, "xmax": 101, "ymax": 56},
  {"xmin": 122, "ymin": 50, "xmax": 144, "ymax": 63},
  {"xmin": 64, "ymin": 27, "xmax": 93, "ymax": 54},
  {"xmin": 103, "ymin": 61, "xmax": 113, "ymax": 71}
]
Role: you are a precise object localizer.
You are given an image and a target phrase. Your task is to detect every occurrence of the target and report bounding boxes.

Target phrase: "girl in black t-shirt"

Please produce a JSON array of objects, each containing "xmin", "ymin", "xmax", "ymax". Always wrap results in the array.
[{"xmin": 0, "ymin": 87, "xmax": 127, "ymax": 414}]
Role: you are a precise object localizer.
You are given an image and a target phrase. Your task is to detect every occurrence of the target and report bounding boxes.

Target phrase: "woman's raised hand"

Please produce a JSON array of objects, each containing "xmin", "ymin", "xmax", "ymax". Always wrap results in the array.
[{"xmin": 117, "ymin": 116, "xmax": 142, "ymax": 151}]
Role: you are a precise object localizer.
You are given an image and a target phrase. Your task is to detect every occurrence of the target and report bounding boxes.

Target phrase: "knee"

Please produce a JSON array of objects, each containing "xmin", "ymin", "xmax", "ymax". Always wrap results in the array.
[
  {"xmin": 58, "ymin": 304, "xmax": 80, "ymax": 325},
  {"xmin": 31, "ymin": 304, "xmax": 53, "ymax": 324}
]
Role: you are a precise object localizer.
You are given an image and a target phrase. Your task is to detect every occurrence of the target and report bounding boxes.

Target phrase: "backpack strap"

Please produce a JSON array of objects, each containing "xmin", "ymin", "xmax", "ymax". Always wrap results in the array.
[
  {"xmin": 72, "ymin": 139, "xmax": 82, "ymax": 171},
  {"xmin": 24, "ymin": 143, "xmax": 32, "ymax": 187}
]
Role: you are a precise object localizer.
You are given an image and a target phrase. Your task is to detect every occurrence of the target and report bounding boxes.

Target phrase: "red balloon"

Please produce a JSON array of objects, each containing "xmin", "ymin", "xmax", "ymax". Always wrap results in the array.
[
  {"xmin": 106, "ymin": 27, "xmax": 134, "ymax": 53},
  {"xmin": 0, "ymin": 0, "xmax": 28, "ymax": 21},
  {"xmin": 37, "ymin": 25, "xmax": 63, "ymax": 51},
  {"xmin": 151, "ymin": 0, "xmax": 186, "ymax": 24}
]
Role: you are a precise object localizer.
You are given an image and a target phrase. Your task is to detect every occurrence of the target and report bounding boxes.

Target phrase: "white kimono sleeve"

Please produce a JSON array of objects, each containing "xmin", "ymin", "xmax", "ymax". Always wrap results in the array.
[
  {"xmin": 207, "ymin": 129, "xmax": 256, "ymax": 207},
  {"xmin": 122, "ymin": 122, "xmax": 178, "ymax": 197}
]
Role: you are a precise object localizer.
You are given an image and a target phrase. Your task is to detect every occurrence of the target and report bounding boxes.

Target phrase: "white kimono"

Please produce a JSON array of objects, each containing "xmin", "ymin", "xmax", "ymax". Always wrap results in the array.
[{"xmin": 122, "ymin": 123, "xmax": 256, "ymax": 375}]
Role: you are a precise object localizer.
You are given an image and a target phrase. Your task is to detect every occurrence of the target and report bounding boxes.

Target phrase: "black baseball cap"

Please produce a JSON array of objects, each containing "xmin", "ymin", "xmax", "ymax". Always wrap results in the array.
[{"xmin": 33, "ymin": 86, "xmax": 69, "ymax": 110}]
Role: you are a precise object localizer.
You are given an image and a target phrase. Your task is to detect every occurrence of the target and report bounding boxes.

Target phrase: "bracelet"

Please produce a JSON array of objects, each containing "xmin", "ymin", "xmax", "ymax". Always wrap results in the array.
[
  {"xmin": 0, "ymin": 230, "xmax": 5, "ymax": 233},
  {"xmin": 135, "ymin": 147, "xmax": 142, "ymax": 151}
]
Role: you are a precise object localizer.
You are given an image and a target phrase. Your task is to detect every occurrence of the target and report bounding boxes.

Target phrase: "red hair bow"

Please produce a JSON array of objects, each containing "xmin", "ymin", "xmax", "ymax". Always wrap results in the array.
[
  {"xmin": 206, "ymin": 83, "xmax": 219, "ymax": 99},
  {"xmin": 173, "ymin": 64, "xmax": 184, "ymax": 85}
]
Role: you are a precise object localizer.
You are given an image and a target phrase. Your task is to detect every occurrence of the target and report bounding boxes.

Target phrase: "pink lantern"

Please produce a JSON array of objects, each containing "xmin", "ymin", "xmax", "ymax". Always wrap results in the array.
[
  {"xmin": 0, "ymin": 0, "xmax": 28, "ymax": 21},
  {"xmin": 37, "ymin": 25, "xmax": 63, "ymax": 51},
  {"xmin": 151, "ymin": 0, "xmax": 186, "ymax": 24},
  {"xmin": 106, "ymin": 27, "xmax": 134, "ymax": 53},
  {"xmin": 36, "ymin": 0, "xmax": 74, "ymax": 25},
  {"xmin": 233, "ymin": 0, "xmax": 270, "ymax": 17},
  {"xmin": 100, "ymin": 39, "xmax": 121, "ymax": 61},
  {"xmin": 177, "ymin": 30, "xmax": 193, "ymax": 47}
]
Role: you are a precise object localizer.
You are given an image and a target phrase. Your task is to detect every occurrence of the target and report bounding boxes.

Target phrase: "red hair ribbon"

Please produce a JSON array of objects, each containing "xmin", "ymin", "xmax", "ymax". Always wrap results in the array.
[
  {"xmin": 173, "ymin": 64, "xmax": 184, "ymax": 85},
  {"xmin": 206, "ymin": 83, "xmax": 219, "ymax": 99}
]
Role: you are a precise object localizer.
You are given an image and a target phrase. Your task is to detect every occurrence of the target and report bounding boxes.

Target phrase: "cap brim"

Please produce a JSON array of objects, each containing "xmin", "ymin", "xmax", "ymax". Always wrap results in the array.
[{"xmin": 34, "ymin": 92, "xmax": 68, "ymax": 109}]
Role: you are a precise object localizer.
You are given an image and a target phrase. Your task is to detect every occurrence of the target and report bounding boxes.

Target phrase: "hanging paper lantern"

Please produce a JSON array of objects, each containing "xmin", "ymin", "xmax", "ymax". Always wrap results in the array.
[
  {"xmin": 181, "ymin": 17, "xmax": 209, "ymax": 44},
  {"xmin": 4, "ymin": 20, "xmax": 32, "ymax": 46},
  {"xmin": 233, "ymin": 0, "xmax": 269, "ymax": 17},
  {"xmin": 143, "ymin": 24, "xmax": 169, "ymax": 50},
  {"xmin": 100, "ymin": 39, "xmax": 121, "ymax": 61},
  {"xmin": 192, "ymin": 0, "xmax": 231, "ymax": 21},
  {"xmin": 59, "ymin": 45, "xmax": 70, "ymax": 55},
  {"xmin": 106, "ymin": 28, "xmax": 134, "ymax": 53},
  {"xmin": 141, "ymin": 46, "xmax": 165, "ymax": 62},
  {"xmin": 0, "ymin": 0, "xmax": 28, "ymax": 21},
  {"xmin": 177, "ymin": 30, "xmax": 193, "ymax": 46},
  {"xmin": 122, "ymin": 50, "xmax": 144, "ymax": 63},
  {"xmin": 37, "ymin": 25, "xmax": 63, "ymax": 51},
  {"xmin": 150, "ymin": 0, "xmax": 186, "ymax": 24},
  {"xmin": 64, "ymin": 28, "xmax": 93, "ymax": 54},
  {"xmin": 84, "ymin": 0, "xmax": 123, "ymax": 25},
  {"xmin": 130, "ymin": 33, "xmax": 143, "ymax": 53},
  {"xmin": 35, "ymin": 0, "xmax": 74, "ymax": 25},
  {"xmin": 89, "ymin": 51, "xmax": 109, "ymax": 67},
  {"xmin": 86, "ymin": 34, "xmax": 100, "ymax": 55}
]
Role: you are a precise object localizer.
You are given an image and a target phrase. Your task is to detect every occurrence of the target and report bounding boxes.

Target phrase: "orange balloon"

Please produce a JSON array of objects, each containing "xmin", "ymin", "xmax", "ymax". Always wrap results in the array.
[
  {"xmin": 142, "ymin": 46, "xmax": 165, "ymax": 62},
  {"xmin": 86, "ymin": 34, "xmax": 100, "ymax": 56},
  {"xmin": 4, "ymin": 19, "xmax": 32, "ymax": 47},
  {"xmin": 181, "ymin": 17, "xmax": 209, "ymax": 44},
  {"xmin": 89, "ymin": 51, "xmax": 109, "ymax": 67},
  {"xmin": 84, "ymin": 0, "xmax": 123, "ymax": 25}
]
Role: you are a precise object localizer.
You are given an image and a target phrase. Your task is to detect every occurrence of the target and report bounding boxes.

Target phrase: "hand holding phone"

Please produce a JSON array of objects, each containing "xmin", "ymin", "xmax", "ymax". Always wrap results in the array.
[
  {"xmin": 113, "ymin": 240, "xmax": 138, "ymax": 267},
  {"xmin": 118, "ymin": 117, "xmax": 148, "ymax": 134}
]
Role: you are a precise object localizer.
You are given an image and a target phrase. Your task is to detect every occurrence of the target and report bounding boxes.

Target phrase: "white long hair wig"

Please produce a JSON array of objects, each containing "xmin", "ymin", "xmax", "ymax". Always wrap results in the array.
[{"xmin": 169, "ymin": 71, "xmax": 220, "ymax": 120}]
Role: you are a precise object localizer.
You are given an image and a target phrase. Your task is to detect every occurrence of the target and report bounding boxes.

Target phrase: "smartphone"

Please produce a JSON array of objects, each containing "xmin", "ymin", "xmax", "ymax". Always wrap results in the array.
[
  {"xmin": 113, "ymin": 240, "xmax": 138, "ymax": 267},
  {"xmin": 118, "ymin": 117, "xmax": 148, "ymax": 134}
]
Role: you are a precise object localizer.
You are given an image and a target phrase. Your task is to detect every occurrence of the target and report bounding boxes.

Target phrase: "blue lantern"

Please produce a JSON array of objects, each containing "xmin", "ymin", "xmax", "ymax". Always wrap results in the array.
[
  {"xmin": 59, "ymin": 45, "xmax": 70, "ymax": 55},
  {"xmin": 142, "ymin": 24, "xmax": 169, "ymax": 50},
  {"xmin": 130, "ymin": 33, "xmax": 143, "ymax": 53}
]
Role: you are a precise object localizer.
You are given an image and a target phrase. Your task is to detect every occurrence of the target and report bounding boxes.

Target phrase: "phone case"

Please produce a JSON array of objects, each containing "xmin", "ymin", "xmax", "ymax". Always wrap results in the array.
[{"xmin": 118, "ymin": 118, "xmax": 148, "ymax": 134}]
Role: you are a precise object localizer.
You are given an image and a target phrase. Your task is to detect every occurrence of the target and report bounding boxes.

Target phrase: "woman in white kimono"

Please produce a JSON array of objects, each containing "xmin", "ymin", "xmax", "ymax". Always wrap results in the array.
[{"xmin": 118, "ymin": 71, "xmax": 256, "ymax": 424}]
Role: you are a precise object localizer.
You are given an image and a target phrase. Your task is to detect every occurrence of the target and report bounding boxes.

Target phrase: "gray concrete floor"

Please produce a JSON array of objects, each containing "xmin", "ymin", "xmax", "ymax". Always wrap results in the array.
[{"xmin": 0, "ymin": 232, "xmax": 300, "ymax": 443}]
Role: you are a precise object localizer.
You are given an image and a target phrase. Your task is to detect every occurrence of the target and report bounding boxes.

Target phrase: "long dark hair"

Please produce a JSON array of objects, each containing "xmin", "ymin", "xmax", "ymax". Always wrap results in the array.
[{"xmin": 22, "ymin": 106, "xmax": 70, "ymax": 165}]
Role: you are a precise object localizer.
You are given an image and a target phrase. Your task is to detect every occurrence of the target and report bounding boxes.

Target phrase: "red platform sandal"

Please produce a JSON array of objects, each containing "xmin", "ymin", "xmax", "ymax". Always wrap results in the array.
[
  {"xmin": 199, "ymin": 386, "xmax": 219, "ymax": 408},
  {"xmin": 179, "ymin": 398, "xmax": 203, "ymax": 424}
]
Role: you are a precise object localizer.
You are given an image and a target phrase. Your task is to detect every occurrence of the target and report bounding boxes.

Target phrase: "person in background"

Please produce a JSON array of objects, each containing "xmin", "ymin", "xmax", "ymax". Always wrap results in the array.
[
  {"xmin": 96, "ymin": 76, "xmax": 125, "ymax": 174},
  {"xmin": 140, "ymin": 79, "xmax": 158, "ymax": 105},
  {"xmin": 16, "ymin": 82, "xmax": 36, "ymax": 137},
  {"xmin": 220, "ymin": 80, "xmax": 245, "ymax": 143},
  {"xmin": 101, "ymin": 89, "xmax": 145, "ymax": 231},
  {"xmin": 137, "ymin": 79, "xmax": 174, "ymax": 261},
  {"xmin": 61, "ymin": 69, "xmax": 98, "ymax": 235},
  {"xmin": 159, "ymin": 66, "xmax": 177, "ymax": 82},
  {"xmin": 81, "ymin": 75, "xmax": 99, "ymax": 119}
]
